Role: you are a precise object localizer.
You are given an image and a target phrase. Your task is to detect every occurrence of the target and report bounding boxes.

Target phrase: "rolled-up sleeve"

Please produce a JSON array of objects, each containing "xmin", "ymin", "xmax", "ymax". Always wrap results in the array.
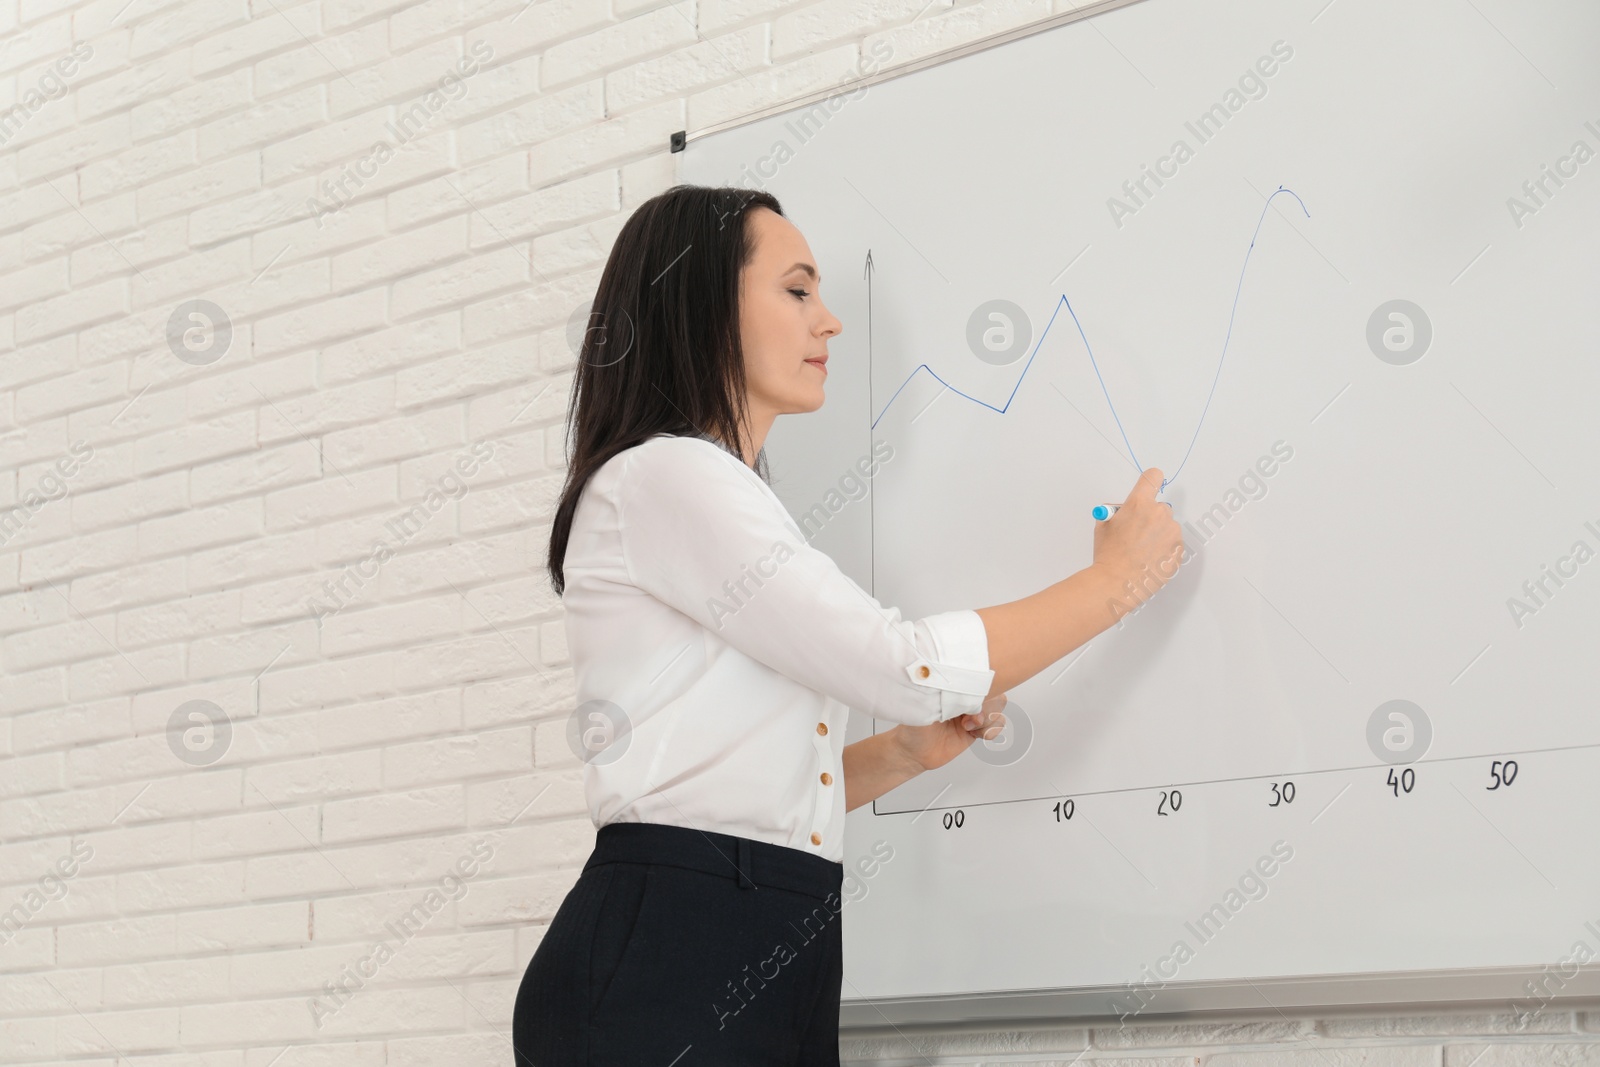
[{"xmin": 615, "ymin": 436, "xmax": 994, "ymax": 726}]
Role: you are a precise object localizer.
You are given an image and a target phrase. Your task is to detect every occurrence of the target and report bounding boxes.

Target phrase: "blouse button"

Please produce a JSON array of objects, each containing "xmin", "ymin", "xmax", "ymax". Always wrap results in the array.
[
  {"xmin": 816, "ymin": 722, "xmax": 827, "ymax": 736},
  {"xmin": 820, "ymin": 772, "xmax": 833, "ymax": 786},
  {"xmin": 918, "ymin": 665, "xmax": 931, "ymax": 679},
  {"xmin": 811, "ymin": 832, "xmax": 822, "ymax": 846}
]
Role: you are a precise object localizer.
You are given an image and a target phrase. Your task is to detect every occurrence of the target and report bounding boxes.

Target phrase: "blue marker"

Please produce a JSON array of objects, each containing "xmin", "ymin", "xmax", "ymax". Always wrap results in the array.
[{"xmin": 1092, "ymin": 502, "xmax": 1172, "ymax": 520}]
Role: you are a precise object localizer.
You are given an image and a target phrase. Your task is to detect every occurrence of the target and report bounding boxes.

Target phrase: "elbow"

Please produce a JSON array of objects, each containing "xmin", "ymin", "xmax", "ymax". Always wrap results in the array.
[
  {"xmin": 899, "ymin": 658, "xmax": 993, "ymax": 725},
  {"xmin": 868, "ymin": 684, "xmax": 976, "ymax": 727}
]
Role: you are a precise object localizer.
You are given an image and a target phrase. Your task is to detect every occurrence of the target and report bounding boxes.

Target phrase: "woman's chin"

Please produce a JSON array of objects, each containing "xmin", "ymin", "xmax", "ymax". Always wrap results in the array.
[{"xmin": 780, "ymin": 386, "xmax": 827, "ymax": 414}]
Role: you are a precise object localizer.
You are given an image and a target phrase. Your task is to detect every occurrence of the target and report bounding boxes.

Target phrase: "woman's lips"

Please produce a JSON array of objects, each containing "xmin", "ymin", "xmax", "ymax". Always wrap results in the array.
[{"xmin": 804, "ymin": 358, "xmax": 828, "ymax": 373}]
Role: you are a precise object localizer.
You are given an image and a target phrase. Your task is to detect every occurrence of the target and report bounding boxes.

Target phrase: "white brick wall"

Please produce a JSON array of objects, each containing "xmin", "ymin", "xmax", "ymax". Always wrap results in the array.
[{"xmin": 1, "ymin": 0, "xmax": 1597, "ymax": 1063}]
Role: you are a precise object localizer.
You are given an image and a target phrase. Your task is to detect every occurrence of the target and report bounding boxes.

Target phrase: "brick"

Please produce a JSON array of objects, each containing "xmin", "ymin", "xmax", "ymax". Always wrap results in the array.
[
  {"xmin": 541, "ymin": 5, "xmax": 697, "ymax": 91},
  {"xmin": 321, "ymin": 784, "xmax": 465, "ymax": 843},
  {"xmin": 319, "ymin": 310, "xmax": 461, "ymax": 385},
  {"xmin": 5, "ymin": 965, "xmax": 103, "ymax": 1017},
  {"xmin": 257, "ymin": 645, "xmax": 406, "ymax": 713},
  {"xmin": 263, "ymin": 459, "xmax": 399, "ymax": 531},
  {"xmin": 247, "ymin": 749, "xmax": 382, "ymax": 804},
  {"xmin": 320, "ymin": 400, "xmax": 457, "ymax": 473},
  {"xmin": 7, "ymin": 611, "xmax": 121, "ymax": 672},
  {"xmin": 115, "ymin": 587, "xmax": 241, "ymax": 650},
  {"xmin": 134, "ymin": 150, "xmax": 258, "ymax": 226},
  {"xmin": 252, "ymin": 287, "xmax": 389, "ymax": 356},
  {"xmin": 79, "ymin": 130, "xmax": 199, "ymax": 201},
  {"xmin": 328, "ymin": 36, "xmax": 461, "ymax": 119},
  {"xmin": 73, "ymin": 50, "xmax": 189, "ymax": 123},
  {"xmin": 127, "ymin": 0, "xmax": 249, "ymax": 60},
  {"xmin": 318, "ymin": 689, "xmax": 462, "ymax": 749},
  {"xmin": 687, "ymin": 41, "xmax": 856, "ymax": 131},
  {"xmin": 10, "ymin": 697, "xmax": 132, "ymax": 755},
  {"xmin": 14, "ymin": 275, "xmax": 128, "ymax": 345},
  {"xmin": 1209, "ymin": 1047, "xmax": 1440, "ymax": 1066},
  {"xmin": 15, "ymin": 112, "xmax": 132, "ymax": 184},
  {"xmin": 57, "ymin": 913, "xmax": 177, "ymax": 966},
  {"xmin": 477, "ymin": 0, "xmax": 610, "ymax": 67},
  {"xmin": 254, "ymin": 22, "xmax": 385, "ymax": 99},
  {"xmin": 198, "ymin": 84, "xmax": 327, "ymax": 162},
  {"xmin": 178, "ymin": 995, "xmax": 316, "ymax": 1047},
  {"xmin": 469, "ymin": 168, "xmax": 618, "ymax": 248},
  {"xmin": 261, "ymin": 109, "xmax": 395, "ymax": 184},
  {"xmin": 605, "ymin": 24, "xmax": 767, "ymax": 112},
  {"xmin": 700, "ymin": 0, "xmax": 793, "ymax": 35},
  {"xmin": 395, "ymin": 336, "xmax": 529, "ymax": 408},
  {"xmin": 71, "ymin": 469, "xmax": 188, "ymax": 534},
  {"xmin": 1094, "ymin": 1019, "xmax": 1311, "ymax": 1049},
  {"xmin": 771, "ymin": 0, "xmax": 919, "ymax": 60},
  {"xmin": 0, "ymin": 750, "xmax": 63, "ymax": 798},
  {"xmin": 529, "ymin": 97, "xmax": 682, "ymax": 186},
  {"xmin": 116, "ymin": 860, "xmax": 247, "ymax": 913},
  {"xmin": 190, "ymin": 441, "xmax": 325, "ymax": 508},
  {"xmin": 457, "ymin": 79, "xmax": 603, "ymax": 165},
  {"xmin": 387, "ymin": 1032, "xmax": 512, "ymax": 1067},
  {"xmin": 386, "ymin": 153, "xmax": 528, "ymax": 231},
  {"xmin": 68, "ymin": 643, "xmax": 188, "ymax": 703},
  {"xmin": 192, "ymin": 799, "xmax": 320, "ymax": 857},
  {"xmin": 101, "ymin": 955, "xmax": 230, "ymax": 1007},
  {"xmin": 194, "ymin": 0, "xmax": 323, "ymax": 77},
  {"xmin": 249, "ymin": 367, "xmax": 390, "ymax": 447},
  {"xmin": 1321, "ymin": 1011, "xmax": 1576, "ymax": 1038},
  {"xmin": 188, "ymin": 527, "xmax": 320, "ymax": 593},
  {"xmin": 178, "ymin": 899, "xmax": 309, "ymax": 953},
  {"xmin": 390, "ymin": 241, "xmax": 528, "ymax": 320},
  {"xmin": 331, "ymin": 213, "xmax": 469, "ymax": 292},
  {"xmin": 455, "ymin": 869, "xmax": 570, "ymax": 926},
  {"xmin": 28, "ymin": 821, "xmax": 189, "ymax": 875},
  {"xmin": 312, "ymin": 985, "xmax": 463, "ymax": 1038},
  {"xmin": 19, "ymin": 524, "xmax": 138, "ymax": 583},
  {"xmin": 382, "ymin": 724, "xmax": 531, "ymax": 788},
  {"xmin": 136, "ymin": 497, "xmax": 263, "ymax": 553},
  {"xmin": 20, "ymin": 191, "xmax": 136, "ymax": 263}
]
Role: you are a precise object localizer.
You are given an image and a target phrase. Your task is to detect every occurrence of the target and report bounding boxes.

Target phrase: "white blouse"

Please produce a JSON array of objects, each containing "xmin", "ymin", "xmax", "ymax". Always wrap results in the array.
[{"xmin": 561, "ymin": 432, "xmax": 995, "ymax": 863}]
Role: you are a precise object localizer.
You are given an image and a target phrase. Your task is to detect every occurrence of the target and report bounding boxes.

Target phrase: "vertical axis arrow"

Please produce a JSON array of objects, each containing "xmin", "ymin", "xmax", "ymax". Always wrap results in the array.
[
  {"xmin": 864, "ymin": 248, "xmax": 875, "ymax": 598},
  {"xmin": 864, "ymin": 247, "xmax": 881, "ymax": 799}
]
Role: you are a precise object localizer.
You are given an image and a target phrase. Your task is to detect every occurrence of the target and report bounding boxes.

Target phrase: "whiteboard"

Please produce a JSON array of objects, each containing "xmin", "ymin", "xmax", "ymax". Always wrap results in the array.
[{"xmin": 677, "ymin": 0, "xmax": 1600, "ymax": 1025}]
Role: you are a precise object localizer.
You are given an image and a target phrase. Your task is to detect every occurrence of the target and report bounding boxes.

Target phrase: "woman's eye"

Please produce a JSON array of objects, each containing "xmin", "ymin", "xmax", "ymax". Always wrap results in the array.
[{"xmin": 788, "ymin": 288, "xmax": 810, "ymax": 299}]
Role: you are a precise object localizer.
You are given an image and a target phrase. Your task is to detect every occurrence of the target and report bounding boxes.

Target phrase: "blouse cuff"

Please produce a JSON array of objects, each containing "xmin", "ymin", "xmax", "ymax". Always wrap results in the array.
[{"xmin": 907, "ymin": 609, "xmax": 996, "ymax": 722}]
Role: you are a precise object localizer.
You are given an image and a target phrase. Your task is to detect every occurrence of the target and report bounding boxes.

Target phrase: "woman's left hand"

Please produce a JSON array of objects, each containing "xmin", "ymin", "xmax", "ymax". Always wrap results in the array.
[{"xmin": 892, "ymin": 693, "xmax": 1009, "ymax": 772}]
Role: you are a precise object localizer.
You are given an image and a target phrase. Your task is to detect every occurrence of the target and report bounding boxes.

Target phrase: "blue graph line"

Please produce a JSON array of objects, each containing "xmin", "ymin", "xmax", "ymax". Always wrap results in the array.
[{"xmin": 869, "ymin": 186, "xmax": 1310, "ymax": 493}]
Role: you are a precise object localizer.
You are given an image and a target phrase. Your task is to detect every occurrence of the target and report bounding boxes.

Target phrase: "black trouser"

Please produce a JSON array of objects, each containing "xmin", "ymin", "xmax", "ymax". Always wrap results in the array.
[{"xmin": 512, "ymin": 821, "xmax": 845, "ymax": 1066}]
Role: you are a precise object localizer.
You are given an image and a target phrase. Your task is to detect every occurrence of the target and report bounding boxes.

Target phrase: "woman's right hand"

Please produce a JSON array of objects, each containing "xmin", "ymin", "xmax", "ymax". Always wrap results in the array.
[{"xmin": 1092, "ymin": 467, "xmax": 1185, "ymax": 593}]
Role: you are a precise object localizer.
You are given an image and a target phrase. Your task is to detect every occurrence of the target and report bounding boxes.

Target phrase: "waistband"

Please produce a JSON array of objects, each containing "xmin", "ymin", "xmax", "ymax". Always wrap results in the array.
[{"xmin": 585, "ymin": 821, "xmax": 843, "ymax": 902}]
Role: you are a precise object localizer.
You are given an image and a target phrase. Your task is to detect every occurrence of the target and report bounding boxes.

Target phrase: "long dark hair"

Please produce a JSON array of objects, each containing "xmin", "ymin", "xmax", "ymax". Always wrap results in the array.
[{"xmin": 546, "ymin": 183, "xmax": 783, "ymax": 596}]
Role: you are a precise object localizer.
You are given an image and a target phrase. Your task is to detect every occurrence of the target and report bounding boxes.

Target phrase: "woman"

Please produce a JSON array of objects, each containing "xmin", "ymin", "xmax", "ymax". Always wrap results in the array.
[{"xmin": 512, "ymin": 185, "xmax": 1183, "ymax": 1065}]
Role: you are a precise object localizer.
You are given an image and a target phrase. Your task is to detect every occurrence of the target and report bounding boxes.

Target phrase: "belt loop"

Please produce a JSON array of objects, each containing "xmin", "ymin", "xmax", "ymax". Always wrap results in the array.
[{"xmin": 736, "ymin": 837, "xmax": 754, "ymax": 889}]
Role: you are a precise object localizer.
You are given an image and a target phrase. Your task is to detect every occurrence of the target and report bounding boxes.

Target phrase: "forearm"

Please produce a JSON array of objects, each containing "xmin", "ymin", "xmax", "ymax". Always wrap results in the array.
[
  {"xmin": 843, "ymin": 562, "xmax": 1159, "ymax": 806},
  {"xmin": 975, "ymin": 561, "xmax": 1141, "ymax": 696},
  {"xmin": 842, "ymin": 728, "xmax": 923, "ymax": 812}
]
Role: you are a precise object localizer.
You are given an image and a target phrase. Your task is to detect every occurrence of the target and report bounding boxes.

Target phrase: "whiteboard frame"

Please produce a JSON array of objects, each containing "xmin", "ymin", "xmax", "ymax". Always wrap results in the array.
[
  {"xmin": 675, "ymin": 0, "xmax": 1154, "ymax": 150},
  {"xmin": 675, "ymin": 0, "xmax": 1600, "ymax": 1032},
  {"xmin": 837, "ymin": 967, "xmax": 1600, "ymax": 1030}
]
